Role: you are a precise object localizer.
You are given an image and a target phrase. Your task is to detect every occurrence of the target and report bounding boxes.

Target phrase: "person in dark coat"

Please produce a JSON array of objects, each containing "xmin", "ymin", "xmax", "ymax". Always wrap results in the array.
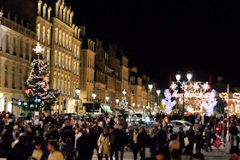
[
  {"xmin": 230, "ymin": 122, "xmax": 239, "ymax": 148},
  {"xmin": 115, "ymin": 124, "xmax": 128, "ymax": 160},
  {"xmin": 178, "ymin": 126, "xmax": 185, "ymax": 153},
  {"xmin": 137, "ymin": 127, "xmax": 147, "ymax": 160},
  {"xmin": 157, "ymin": 125, "xmax": 167, "ymax": 151},
  {"xmin": 76, "ymin": 130, "xmax": 92, "ymax": 160},
  {"xmin": 9, "ymin": 135, "xmax": 31, "ymax": 160},
  {"xmin": 148, "ymin": 128, "xmax": 157, "ymax": 158},
  {"xmin": 109, "ymin": 127, "xmax": 119, "ymax": 160},
  {"xmin": 186, "ymin": 125, "xmax": 195, "ymax": 152},
  {"xmin": 204, "ymin": 124, "xmax": 212, "ymax": 152},
  {"xmin": 130, "ymin": 128, "xmax": 139, "ymax": 160}
]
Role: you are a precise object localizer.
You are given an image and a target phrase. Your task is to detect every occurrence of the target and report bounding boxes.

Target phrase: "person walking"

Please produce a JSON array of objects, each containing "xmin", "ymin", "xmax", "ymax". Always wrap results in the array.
[
  {"xmin": 109, "ymin": 127, "xmax": 118, "ymax": 160},
  {"xmin": 204, "ymin": 124, "xmax": 212, "ymax": 152},
  {"xmin": 137, "ymin": 127, "xmax": 147, "ymax": 160},
  {"xmin": 47, "ymin": 140, "xmax": 64, "ymax": 160},
  {"xmin": 178, "ymin": 126, "xmax": 185, "ymax": 153},
  {"xmin": 98, "ymin": 128, "xmax": 110, "ymax": 160},
  {"xmin": 157, "ymin": 125, "xmax": 167, "ymax": 151},
  {"xmin": 148, "ymin": 128, "xmax": 157, "ymax": 157},
  {"xmin": 130, "ymin": 128, "xmax": 139, "ymax": 160},
  {"xmin": 186, "ymin": 125, "xmax": 195, "ymax": 152}
]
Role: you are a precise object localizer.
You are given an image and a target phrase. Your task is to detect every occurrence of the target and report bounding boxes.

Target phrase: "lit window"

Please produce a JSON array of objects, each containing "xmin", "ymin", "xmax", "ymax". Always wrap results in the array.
[
  {"xmin": 74, "ymin": 45, "xmax": 76, "ymax": 57},
  {"xmin": 42, "ymin": 26, "xmax": 45, "ymax": 43},
  {"xmin": 37, "ymin": 24, "xmax": 40, "ymax": 41},
  {"xmin": 69, "ymin": 57, "xmax": 71, "ymax": 70},
  {"xmin": 47, "ymin": 28, "xmax": 51, "ymax": 45},
  {"xmin": 69, "ymin": 37, "xmax": 72, "ymax": 50},
  {"xmin": 54, "ymin": 50, "xmax": 57, "ymax": 66},
  {"xmin": 59, "ymin": 30, "xmax": 62, "ymax": 45},
  {"xmin": 47, "ymin": 50, "xmax": 50, "ymax": 65},
  {"xmin": 66, "ymin": 34, "xmax": 68, "ymax": 48},
  {"xmin": 66, "ymin": 55, "xmax": 68, "ymax": 70},
  {"xmin": 62, "ymin": 53, "xmax": 65, "ymax": 69},
  {"xmin": 62, "ymin": 32, "xmax": 65, "ymax": 47},
  {"xmin": 58, "ymin": 52, "xmax": 61, "ymax": 67},
  {"xmin": 77, "ymin": 46, "xmax": 79, "ymax": 58},
  {"xmin": 55, "ymin": 28, "xmax": 58, "ymax": 44}
]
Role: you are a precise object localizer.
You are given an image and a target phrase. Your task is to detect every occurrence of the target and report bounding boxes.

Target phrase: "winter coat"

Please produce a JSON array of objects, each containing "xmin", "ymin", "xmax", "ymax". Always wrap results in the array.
[
  {"xmin": 76, "ymin": 132, "xmax": 92, "ymax": 160},
  {"xmin": 47, "ymin": 151, "xmax": 64, "ymax": 160},
  {"xmin": 97, "ymin": 134, "xmax": 110, "ymax": 155}
]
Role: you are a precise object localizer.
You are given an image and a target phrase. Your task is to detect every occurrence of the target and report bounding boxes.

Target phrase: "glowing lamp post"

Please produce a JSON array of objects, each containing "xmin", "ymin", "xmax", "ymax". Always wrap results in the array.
[
  {"xmin": 75, "ymin": 88, "xmax": 80, "ymax": 115},
  {"xmin": 132, "ymin": 103, "xmax": 135, "ymax": 108},
  {"xmin": 148, "ymin": 84, "xmax": 153, "ymax": 108},
  {"xmin": 156, "ymin": 89, "xmax": 161, "ymax": 111},
  {"xmin": 105, "ymin": 96, "xmax": 109, "ymax": 105},
  {"xmin": 92, "ymin": 93, "xmax": 96, "ymax": 113},
  {"xmin": 115, "ymin": 98, "xmax": 119, "ymax": 105},
  {"xmin": 175, "ymin": 73, "xmax": 192, "ymax": 119}
]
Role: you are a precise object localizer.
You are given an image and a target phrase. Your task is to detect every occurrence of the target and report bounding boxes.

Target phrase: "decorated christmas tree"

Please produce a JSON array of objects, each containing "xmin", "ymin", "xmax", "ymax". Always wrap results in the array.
[{"xmin": 20, "ymin": 43, "xmax": 59, "ymax": 112}]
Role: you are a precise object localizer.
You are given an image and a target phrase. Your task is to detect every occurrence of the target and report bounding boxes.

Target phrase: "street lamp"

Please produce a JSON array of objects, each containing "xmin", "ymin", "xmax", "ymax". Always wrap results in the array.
[
  {"xmin": 92, "ymin": 93, "xmax": 96, "ymax": 113},
  {"xmin": 137, "ymin": 104, "xmax": 140, "ymax": 108},
  {"xmin": 75, "ymin": 88, "xmax": 80, "ymax": 115},
  {"xmin": 156, "ymin": 89, "xmax": 161, "ymax": 111},
  {"xmin": 132, "ymin": 103, "xmax": 135, "ymax": 107},
  {"xmin": 148, "ymin": 84, "xmax": 153, "ymax": 109},
  {"xmin": 175, "ymin": 73, "xmax": 192, "ymax": 119},
  {"xmin": 105, "ymin": 96, "xmax": 109, "ymax": 104},
  {"xmin": 115, "ymin": 98, "xmax": 119, "ymax": 105}
]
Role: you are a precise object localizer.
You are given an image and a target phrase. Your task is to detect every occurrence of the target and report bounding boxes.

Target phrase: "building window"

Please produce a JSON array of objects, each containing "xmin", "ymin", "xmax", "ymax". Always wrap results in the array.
[
  {"xmin": 55, "ymin": 28, "xmax": 58, "ymax": 44},
  {"xmin": 12, "ymin": 67, "xmax": 15, "ymax": 89},
  {"xmin": 62, "ymin": 53, "xmax": 65, "ymax": 69},
  {"xmin": 26, "ymin": 42, "xmax": 29, "ymax": 60},
  {"xmin": 77, "ymin": 46, "xmax": 80, "ymax": 59},
  {"xmin": 54, "ymin": 50, "xmax": 57, "ymax": 66},
  {"xmin": 66, "ymin": 55, "xmax": 68, "ymax": 70},
  {"xmin": 6, "ymin": 34, "xmax": 9, "ymax": 53},
  {"xmin": 65, "ymin": 80, "xmax": 67, "ymax": 95},
  {"xmin": 62, "ymin": 32, "xmax": 65, "ymax": 47},
  {"xmin": 68, "ymin": 81, "xmax": 70, "ymax": 95},
  {"xmin": 69, "ymin": 57, "xmax": 71, "ymax": 71},
  {"xmin": 58, "ymin": 52, "xmax": 61, "ymax": 67},
  {"xmin": 59, "ymin": 30, "xmax": 62, "ymax": 45},
  {"xmin": 69, "ymin": 37, "xmax": 72, "ymax": 50},
  {"xmin": 19, "ymin": 69, "xmax": 22, "ymax": 90},
  {"xmin": 77, "ymin": 62, "xmax": 79, "ymax": 75},
  {"xmin": 4, "ymin": 97, "xmax": 7, "ymax": 111},
  {"xmin": 61, "ymin": 79, "xmax": 64, "ymax": 94},
  {"xmin": 74, "ymin": 45, "xmax": 76, "ymax": 57},
  {"xmin": 66, "ymin": 34, "xmax": 68, "ymax": 49},
  {"xmin": 47, "ymin": 28, "xmax": 50, "ymax": 45},
  {"xmin": 37, "ymin": 23, "xmax": 40, "ymax": 41},
  {"xmin": 13, "ymin": 37, "xmax": 16, "ymax": 55},
  {"xmin": 42, "ymin": 26, "xmax": 45, "ymax": 43},
  {"xmin": 20, "ymin": 40, "xmax": 23, "ymax": 58},
  {"xmin": 4, "ymin": 65, "xmax": 8, "ymax": 87}
]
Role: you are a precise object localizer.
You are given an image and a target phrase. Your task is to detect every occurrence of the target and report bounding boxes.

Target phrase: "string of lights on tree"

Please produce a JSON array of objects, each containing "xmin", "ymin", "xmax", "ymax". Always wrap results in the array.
[{"xmin": 19, "ymin": 43, "xmax": 59, "ymax": 111}]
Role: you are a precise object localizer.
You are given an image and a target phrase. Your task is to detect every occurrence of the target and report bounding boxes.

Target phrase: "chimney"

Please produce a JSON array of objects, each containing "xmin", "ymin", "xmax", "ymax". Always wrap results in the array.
[
  {"xmin": 0, "ymin": 9, "xmax": 3, "ymax": 25},
  {"xmin": 47, "ymin": 7, "xmax": 52, "ymax": 21},
  {"xmin": 80, "ymin": 26, "xmax": 86, "ymax": 36},
  {"xmin": 42, "ymin": 3, "xmax": 47, "ymax": 19}
]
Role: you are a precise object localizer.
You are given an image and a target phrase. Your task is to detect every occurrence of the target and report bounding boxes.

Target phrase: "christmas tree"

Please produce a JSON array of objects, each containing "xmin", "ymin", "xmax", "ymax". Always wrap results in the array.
[{"xmin": 21, "ymin": 43, "xmax": 59, "ymax": 112}]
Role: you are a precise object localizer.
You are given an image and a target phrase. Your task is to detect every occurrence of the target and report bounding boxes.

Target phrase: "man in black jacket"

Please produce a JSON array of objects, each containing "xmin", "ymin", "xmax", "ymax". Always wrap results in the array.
[
  {"xmin": 109, "ymin": 127, "xmax": 118, "ymax": 160},
  {"xmin": 157, "ymin": 125, "xmax": 167, "ymax": 151},
  {"xmin": 115, "ymin": 124, "xmax": 128, "ymax": 160}
]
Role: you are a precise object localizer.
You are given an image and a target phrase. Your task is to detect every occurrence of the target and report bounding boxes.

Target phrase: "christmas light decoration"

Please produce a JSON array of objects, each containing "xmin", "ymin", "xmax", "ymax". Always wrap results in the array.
[
  {"xmin": 23, "ymin": 43, "xmax": 59, "ymax": 111},
  {"xmin": 203, "ymin": 89, "xmax": 217, "ymax": 116},
  {"xmin": 162, "ymin": 89, "xmax": 176, "ymax": 114}
]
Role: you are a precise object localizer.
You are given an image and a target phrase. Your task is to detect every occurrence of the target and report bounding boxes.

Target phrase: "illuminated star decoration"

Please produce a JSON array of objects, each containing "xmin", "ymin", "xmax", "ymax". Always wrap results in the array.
[
  {"xmin": 33, "ymin": 42, "xmax": 44, "ymax": 54},
  {"xmin": 122, "ymin": 89, "xmax": 127, "ymax": 95}
]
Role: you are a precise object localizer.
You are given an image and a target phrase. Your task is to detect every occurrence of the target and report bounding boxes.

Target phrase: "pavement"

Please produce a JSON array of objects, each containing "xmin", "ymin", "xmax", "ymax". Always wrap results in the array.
[{"xmin": 92, "ymin": 143, "xmax": 231, "ymax": 160}]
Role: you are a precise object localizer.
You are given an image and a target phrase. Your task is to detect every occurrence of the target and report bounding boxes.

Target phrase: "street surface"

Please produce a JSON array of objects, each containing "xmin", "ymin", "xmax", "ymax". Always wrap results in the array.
[{"xmin": 92, "ymin": 144, "xmax": 230, "ymax": 160}]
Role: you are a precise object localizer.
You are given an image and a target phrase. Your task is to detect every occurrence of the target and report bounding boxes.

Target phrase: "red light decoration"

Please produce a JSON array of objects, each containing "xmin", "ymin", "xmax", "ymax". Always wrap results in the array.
[
  {"xmin": 25, "ymin": 89, "xmax": 30, "ymax": 94},
  {"xmin": 40, "ymin": 67, "xmax": 44, "ymax": 70},
  {"xmin": 43, "ymin": 76, "xmax": 48, "ymax": 81}
]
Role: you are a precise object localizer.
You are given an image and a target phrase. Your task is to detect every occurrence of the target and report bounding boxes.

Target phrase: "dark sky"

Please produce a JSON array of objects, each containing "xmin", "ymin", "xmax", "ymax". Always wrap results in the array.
[{"xmin": 66, "ymin": 0, "xmax": 240, "ymax": 88}]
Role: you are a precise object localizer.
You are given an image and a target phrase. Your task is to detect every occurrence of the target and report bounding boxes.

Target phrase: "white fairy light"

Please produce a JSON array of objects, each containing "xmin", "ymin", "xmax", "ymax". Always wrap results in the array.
[
  {"xmin": 202, "ymin": 82, "xmax": 209, "ymax": 91},
  {"xmin": 171, "ymin": 82, "xmax": 177, "ymax": 90},
  {"xmin": 162, "ymin": 89, "xmax": 176, "ymax": 114}
]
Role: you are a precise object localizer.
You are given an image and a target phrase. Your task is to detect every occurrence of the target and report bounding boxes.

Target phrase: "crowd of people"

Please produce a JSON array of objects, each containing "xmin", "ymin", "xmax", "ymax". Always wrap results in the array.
[{"xmin": 0, "ymin": 110, "xmax": 240, "ymax": 160}]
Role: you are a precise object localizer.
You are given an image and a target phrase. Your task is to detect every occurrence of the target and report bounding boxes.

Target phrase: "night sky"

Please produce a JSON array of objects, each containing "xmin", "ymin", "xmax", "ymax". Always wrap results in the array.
[{"xmin": 66, "ymin": 0, "xmax": 240, "ymax": 88}]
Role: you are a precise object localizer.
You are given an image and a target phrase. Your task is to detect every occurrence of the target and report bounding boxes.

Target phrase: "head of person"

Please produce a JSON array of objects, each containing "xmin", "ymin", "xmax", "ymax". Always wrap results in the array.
[
  {"xmin": 154, "ymin": 150, "xmax": 165, "ymax": 160},
  {"xmin": 192, "ymin": 153, "xmax": 205, "ymax": 160},
  {"xmin": 179, "ymin": 126, "xmax": 183, "ymax": 131},
  {"xmin": 109, "ymin": 127, "xmax": 114, "ymax": 133},
  {"xmin": 134, "ymin": 128, "xmax": 139, "ymax": 134},
  {"xmin": 103, "ymin": 128, "xmax": 108, "ymax": 135},
  {"xmin": 119, "ymin": 124, "xmax": 124, "ymax": 130},
  {"xmin": 64, "ymin": 119, "xmax": 69, "ymax": 126},
  {"xmin": 230, "ymin": 147, "xmax": 240, "ymax": 160},
  {"xmin": 47, "ymin": 140, "xmax": 59, "ymax": 152},
  {"xmin": 35, "ymin": 141, "xmax": 42, "ymax": 150}
]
